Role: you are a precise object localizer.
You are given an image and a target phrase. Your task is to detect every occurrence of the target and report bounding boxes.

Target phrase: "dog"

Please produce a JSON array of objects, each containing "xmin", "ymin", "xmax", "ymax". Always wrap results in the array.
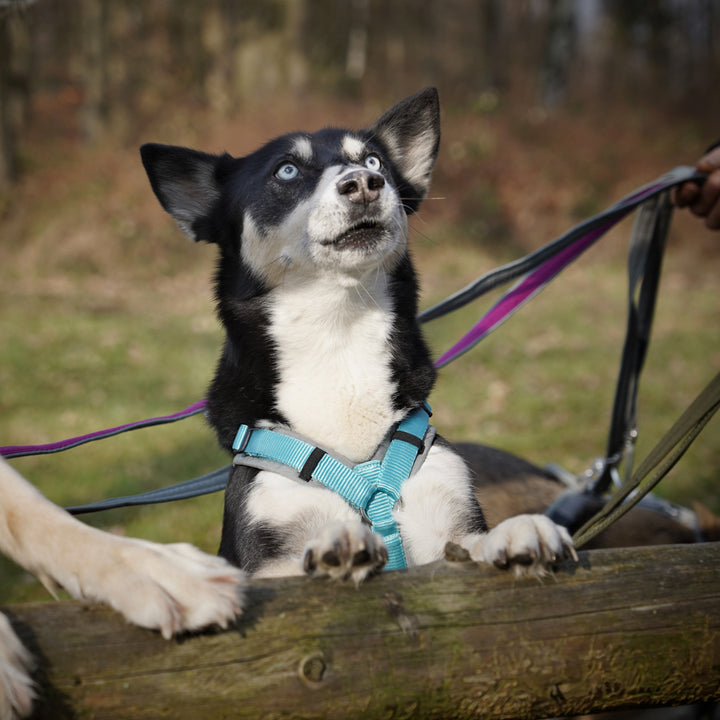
[
  {"xmin": 141, "ymin": 87, "xmax": 577, "ymax": 583},
  {"xmin": 0, "ymin": 456, "xmax": 244, "ymax": 720},
  {"xmin": 455, "ymin": 443, "xmax": 720, "ymax": 547}
]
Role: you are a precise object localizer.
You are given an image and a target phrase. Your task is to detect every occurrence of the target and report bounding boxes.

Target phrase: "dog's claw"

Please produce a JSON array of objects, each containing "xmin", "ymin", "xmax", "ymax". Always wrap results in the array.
[
  {"xmin": 304, "ymin": 521, "xmax": 387, "ymax": 585},
  {"xmin": 471, "ymin": 514, "xmax": 577, "ymax": 576}
]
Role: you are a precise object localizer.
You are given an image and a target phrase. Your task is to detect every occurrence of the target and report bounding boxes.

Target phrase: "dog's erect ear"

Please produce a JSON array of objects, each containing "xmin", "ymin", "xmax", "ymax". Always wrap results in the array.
[
  {"xmin": 140, "ymin": 143, "xmax": 231, "ymax": 241},
  {"xmin": 368, "ymin": 87, "xmax": 440, "ymax": 205}
]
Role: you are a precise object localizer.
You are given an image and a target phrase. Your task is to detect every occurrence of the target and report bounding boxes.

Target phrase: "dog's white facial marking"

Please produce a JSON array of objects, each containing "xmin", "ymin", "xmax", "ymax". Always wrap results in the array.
[
  {"xmin": 243, "ymin": 163, "xmax": 408, "ymax": 284},
  {"xmin": 341, "ymin": 135, "xmax": 366, "ymax": 163},
  {"xmin": 291, "ymin": 136, "xmax": 314, "ymax": 163},
  {"xmin": 268, "ymin": 272, "xmax": 403, "ymax": 461},
  {"xmin": 304, "ymin": 165, "xmax": 408, "ymax": 273},
  {"xmin": 242, "ymin": 211, "xmax": 307, "ymax": 286}
]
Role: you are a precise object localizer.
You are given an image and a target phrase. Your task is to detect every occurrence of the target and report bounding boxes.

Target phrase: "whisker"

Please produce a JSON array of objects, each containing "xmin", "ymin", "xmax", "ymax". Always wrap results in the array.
[
  {"xmin": 400, "ymin": 196, "xmax": 446, "ymax": 202},
  {"xmin": 355, "ymin": 276, "xmax": 383, "ymax": 312},
  {"xmin": 409, "ymin": 227, "xmax": 438, "ymax": 246}
]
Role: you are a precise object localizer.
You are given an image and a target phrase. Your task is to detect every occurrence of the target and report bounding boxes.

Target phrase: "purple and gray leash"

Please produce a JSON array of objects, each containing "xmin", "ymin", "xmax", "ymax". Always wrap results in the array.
[
  {"xmin": 0, "ymin": 166, "xmax": 708, "ymax": 513},
  {"xmin": 422, "ymin": 165, "xmax": 705, "ymax": 367},
  {"xmin": 1, "ymin": 400, "xmax": 207, "ymax": 459}
]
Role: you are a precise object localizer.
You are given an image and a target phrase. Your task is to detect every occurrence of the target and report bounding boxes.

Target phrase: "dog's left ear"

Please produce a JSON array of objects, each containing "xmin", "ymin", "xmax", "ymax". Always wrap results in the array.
[
  {"xmin": 368, "ymin": 87, "xmax": 440, "ymax": 211},
  {"xmin": 140, "ymin": 143, "xmax": 234, "ymax": 242}
]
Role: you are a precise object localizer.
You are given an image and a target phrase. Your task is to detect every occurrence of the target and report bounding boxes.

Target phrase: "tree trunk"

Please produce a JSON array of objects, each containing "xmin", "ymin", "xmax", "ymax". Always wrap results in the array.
[
  {"xmin": 81, "ymin": 0, "xmax": 106, "ymax": 143},
  {"xmin": 0, "ymin": 4, "xmax": 32, "ymax": 186},
  {"xmin": 4, "ymin": 542, "xmax": 719, "ymax": 719},
  {"xmin": 0, "ymin": 10, "xmax": 15, "ymax": 186}
]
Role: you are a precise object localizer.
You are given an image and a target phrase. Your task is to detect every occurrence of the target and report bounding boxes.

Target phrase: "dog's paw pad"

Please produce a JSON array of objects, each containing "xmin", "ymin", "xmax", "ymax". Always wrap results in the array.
[
  {"xmin": 303, "ymin": 522, "xmax": 387, "ymax": 584},
  {"xmin": 473, "ymin": 514, "xmax": 577, "ymax": 575}
]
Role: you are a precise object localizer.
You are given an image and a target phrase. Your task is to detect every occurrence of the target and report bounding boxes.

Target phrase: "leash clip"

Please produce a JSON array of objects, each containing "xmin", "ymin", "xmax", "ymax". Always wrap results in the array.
[{"xmin": 232, "ymin": 424, "xmax": 253, "ymax": 454}]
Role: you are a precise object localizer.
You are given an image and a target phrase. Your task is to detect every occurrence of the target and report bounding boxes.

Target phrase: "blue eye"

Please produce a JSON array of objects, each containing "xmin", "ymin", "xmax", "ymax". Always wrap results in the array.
[
  {"xmin": 364, "ymin": 154, "xmax": 382, "ymax": 171},
  {"xmin": 275, "ymin": 162, "xmax": 299, "ymax": 181}
]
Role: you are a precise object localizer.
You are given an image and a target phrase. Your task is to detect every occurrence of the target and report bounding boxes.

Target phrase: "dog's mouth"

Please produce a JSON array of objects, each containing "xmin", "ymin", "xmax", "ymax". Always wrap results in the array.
[{"xmin": 321, "ymin": 221, "xmax": 385, "ymax": 251}]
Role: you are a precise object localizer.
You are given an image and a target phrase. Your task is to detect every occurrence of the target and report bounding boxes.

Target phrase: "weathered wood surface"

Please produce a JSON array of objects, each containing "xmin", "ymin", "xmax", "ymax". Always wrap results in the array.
[{"xmin": 4, "ymin": 542, "xmax": 719, "ymax": 720}]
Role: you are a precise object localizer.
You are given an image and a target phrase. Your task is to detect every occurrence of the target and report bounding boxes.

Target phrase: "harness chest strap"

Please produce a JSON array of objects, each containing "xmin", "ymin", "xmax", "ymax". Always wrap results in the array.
[{"xmin": 231, "ymin": 404, "xmax": 434, "ymax": 570}]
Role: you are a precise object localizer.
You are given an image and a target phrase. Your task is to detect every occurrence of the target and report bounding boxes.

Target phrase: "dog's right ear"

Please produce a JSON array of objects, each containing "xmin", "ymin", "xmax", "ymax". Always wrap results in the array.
[
  {"xmin": 368, "ymin": 87, "xmax": 440, "ymax": 211},
  {"xmin": 140, "ymin": 143, "xmax": 232, "ymax": 242}
]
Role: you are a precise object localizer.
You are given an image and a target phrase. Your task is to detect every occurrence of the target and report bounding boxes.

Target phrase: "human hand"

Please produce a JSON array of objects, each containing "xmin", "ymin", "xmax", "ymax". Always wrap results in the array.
[{"xmin": 674, "ymin": 144, "xmax": 720, "ymax": 230}]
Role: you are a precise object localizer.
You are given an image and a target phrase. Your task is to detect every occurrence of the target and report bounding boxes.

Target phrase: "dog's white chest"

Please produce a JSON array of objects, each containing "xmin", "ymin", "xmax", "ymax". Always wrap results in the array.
[{"xmin": 267, "ymin": 275, "xmax": 403, "ymax": 462}]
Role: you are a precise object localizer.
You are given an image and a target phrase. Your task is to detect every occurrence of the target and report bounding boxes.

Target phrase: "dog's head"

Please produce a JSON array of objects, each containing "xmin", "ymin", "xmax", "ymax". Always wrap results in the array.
[{"xmin": 141, "ymin": 88, "xmax": 440, "ymax": 288}]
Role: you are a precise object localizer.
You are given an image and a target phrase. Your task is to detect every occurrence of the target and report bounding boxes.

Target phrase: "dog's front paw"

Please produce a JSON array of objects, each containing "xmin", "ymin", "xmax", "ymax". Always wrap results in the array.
[
  {"xmin": 471, "ymin": 514, "xmax": 577, "ymax": 575},
  {"xmin": 0, "ymin": 613, "xmax": 35, "ymax": 720},
  {"xmin": 303, "ymin": 521, "xmax": 388, "ymax": 585},
  {"xmin": 76, "ymin": 535, "xmax": 245, "ymax": 639}
]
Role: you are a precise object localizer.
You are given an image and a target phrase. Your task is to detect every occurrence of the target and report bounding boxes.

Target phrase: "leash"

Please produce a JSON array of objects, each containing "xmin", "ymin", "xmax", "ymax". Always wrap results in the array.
[
  {"xmin": 65, "ymin": 465, "xmax": 231, "ymax": 515},
  {"xmin": 587, "ymin": 192, "xmax": 673, "ymax": 495},
  {"xmin": 572, "ymin": 370, "xmax": 720, "ymax": 548},
  {"xmin": 0, "ymin": 400, "xmax": 207, "ymax": 459},
  {"xmin": 421, "ymin": 166, "xmax": 706, "ymax": 366},
  {"xmin": 1, "ymin": 166, "xmax": 713, "ymax": 526},
  {"xmin": 1, "ymin": 166, "xmax": 703, "ymax": 463},
  {"xmin": 546, "ymin": 188, "xmax": 718, "ymax": 544}
]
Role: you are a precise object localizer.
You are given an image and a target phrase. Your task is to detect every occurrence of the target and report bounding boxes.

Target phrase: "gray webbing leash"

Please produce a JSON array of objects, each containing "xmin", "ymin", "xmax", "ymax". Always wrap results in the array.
[
  {"xmin": 573, "ymin": 370, "xmax": 720, "ymax": 548},
  {"xmin": 3, "ymin": 167, "xmax": 713, "ymax": 525},
  {"xmin": 550, "ymin": 189, "xmax": 720, "ymax": 545}
]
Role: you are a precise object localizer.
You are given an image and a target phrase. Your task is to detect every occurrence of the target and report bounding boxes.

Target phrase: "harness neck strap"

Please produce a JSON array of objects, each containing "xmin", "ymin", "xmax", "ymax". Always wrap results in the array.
[{"xmin": 232, "ymin": 404, "xmax": 433, "ymax": 570}]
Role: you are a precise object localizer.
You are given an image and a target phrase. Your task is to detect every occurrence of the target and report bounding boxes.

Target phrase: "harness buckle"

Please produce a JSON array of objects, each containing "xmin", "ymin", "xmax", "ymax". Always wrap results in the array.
[{"xmin": 232, "ymin": 424, "xmax": 253, "ymax": 454}]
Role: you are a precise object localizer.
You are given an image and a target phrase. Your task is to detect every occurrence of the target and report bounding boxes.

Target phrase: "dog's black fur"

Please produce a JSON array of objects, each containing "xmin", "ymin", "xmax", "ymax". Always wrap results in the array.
[{"xmin": 142, "ymin": 88, "xmax": 575, "ymax": 580}]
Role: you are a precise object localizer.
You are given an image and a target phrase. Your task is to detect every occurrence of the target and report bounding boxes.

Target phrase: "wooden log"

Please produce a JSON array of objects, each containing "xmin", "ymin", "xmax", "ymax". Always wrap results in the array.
[{"xmin": 4, "ymin": 542, "xmax": 719, "ymax": 720}]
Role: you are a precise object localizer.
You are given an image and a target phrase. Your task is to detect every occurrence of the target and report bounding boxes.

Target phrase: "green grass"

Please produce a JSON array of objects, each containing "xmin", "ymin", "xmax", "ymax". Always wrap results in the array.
[
  {"xmin": 3, "ymin": 217, "xmax": 718, "ymax": 606},
  {"xmin": 1, "ymin": 106, "xmax": 719, "ymax": 605},
  {"xmin": 2, "ymin": 218, "xmax": 719, "ymax": 605},
  {"xmin": 0, "ymin": 287, "xmax": 231, "ymax": 602},
  {"xmin": 414, "ymin": 224, "xmax": 720, "ymax": 503}
]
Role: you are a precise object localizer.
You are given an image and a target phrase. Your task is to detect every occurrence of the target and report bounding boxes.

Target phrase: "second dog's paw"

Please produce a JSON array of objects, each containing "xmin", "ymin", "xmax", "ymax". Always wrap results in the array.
[
  {"xmin": 0, "ymin": 613, "xmax": 35, "ymax": 720},
  {"xmin": 77, "ymin": 535, "xmax": 245, "ymax": 640},
  {"xmin": 303, "ymin": 522, "xmax": 388, "ymax": 585},
  {"xmin": 471, "ymin": 514, "xmax": 577, "ymax": 575}
]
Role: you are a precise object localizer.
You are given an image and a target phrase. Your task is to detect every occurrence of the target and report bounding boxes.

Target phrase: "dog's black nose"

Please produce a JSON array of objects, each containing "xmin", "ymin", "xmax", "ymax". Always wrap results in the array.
[{"xmin": 337, "ymin": 169, "xmax": 385, "ymax": 206}]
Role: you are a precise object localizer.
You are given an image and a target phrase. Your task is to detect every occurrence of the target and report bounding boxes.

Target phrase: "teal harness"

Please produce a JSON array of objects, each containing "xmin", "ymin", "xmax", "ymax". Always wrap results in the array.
[{"xmin": 231, "ymin": 404, "xmax": 434, "ymax": 570}]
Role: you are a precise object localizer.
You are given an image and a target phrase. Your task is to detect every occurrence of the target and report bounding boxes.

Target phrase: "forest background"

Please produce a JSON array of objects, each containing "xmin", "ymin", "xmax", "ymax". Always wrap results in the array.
[{"xmin": 1, "ymin": 0, "xmax": 719, "ymax": 602}]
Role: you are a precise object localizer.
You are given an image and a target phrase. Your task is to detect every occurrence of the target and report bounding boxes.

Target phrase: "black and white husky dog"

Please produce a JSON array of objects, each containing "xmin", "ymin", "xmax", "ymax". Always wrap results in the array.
[{"xmin": 141, "ymin": 88, "xmax": 576, "ymax": 583}]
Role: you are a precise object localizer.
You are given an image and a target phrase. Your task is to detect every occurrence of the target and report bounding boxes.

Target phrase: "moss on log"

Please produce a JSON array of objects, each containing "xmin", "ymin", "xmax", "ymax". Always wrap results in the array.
[{"xmin": 4, "ymin": 542, "xmax": 719, "ymax": 719}]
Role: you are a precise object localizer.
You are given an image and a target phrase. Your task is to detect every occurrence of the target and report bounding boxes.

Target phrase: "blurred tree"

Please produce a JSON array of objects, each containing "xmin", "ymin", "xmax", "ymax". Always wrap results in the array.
[
  {"xmin": 80, "ymin": 0, "xmax": 106, "ymax": 143},
  {"xmin": 0, "ymin": 1, "xmax": 33, "ymax": 186},
  {"xmin": 0, "ymin": 7, "xmax": 17, "ymax": 185},
  {"xmin": 541, "ymin": 0, "xmax": 576, "ymax": 108},
  {"xmin": 0, "ymin": 0, "xmax": 718, "ymax": 171},
  {"xmin": 480, "ymin": 0, "xmax": 507, "ymax": 94},
  {"xmin": 346, "ymin": 0, "xmax": 369, "ymax": 82},
  {"xmin": 202, "ymin": 0, "xmax": 230, "ymax": 114}
]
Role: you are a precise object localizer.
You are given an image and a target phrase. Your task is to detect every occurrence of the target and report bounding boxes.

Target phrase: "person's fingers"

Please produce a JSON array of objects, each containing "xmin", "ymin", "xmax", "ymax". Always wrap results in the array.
[
  {"xmin": 695, "ymin": 146, "xmax": 720, "ymax": 174},
  {"xmin": 689, "ymin": 169, "xmax": 720, "ymax": 219},
  {"xmin": 674, "ymin": 181, "xmax": 701, "ymax": 208},
  {"xmin": 704, "ymin": 193, "xmax": 720, "ymax": 230}
]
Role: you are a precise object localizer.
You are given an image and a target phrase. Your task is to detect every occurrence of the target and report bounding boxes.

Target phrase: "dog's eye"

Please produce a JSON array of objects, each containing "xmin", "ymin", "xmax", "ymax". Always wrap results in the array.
[
  {"xmin": 364, "ymin": 154, "xmax": 382, "ymax": 172},
  {"xmin": 275, "ymin": 162, "xmax": 299, "ymax": 181}
]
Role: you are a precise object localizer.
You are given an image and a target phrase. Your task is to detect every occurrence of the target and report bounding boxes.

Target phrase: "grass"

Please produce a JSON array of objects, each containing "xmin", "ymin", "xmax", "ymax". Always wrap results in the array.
[
  {"xmin": 1, "ymin": 98, "xmax": 718, "ymax": 604},
  {"xmin": 416, "ymin": 227, "xmax": 720, "ymax": 490}
]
